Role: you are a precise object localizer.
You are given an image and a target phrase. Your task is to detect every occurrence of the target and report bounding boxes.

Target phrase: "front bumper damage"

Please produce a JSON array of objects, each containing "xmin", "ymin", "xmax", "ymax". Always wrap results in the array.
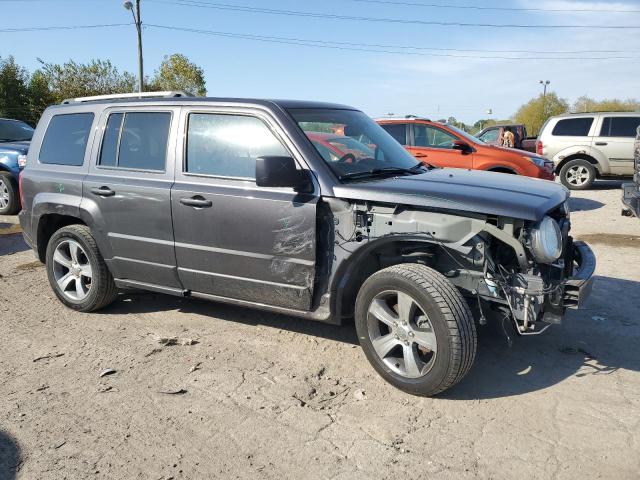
[
  {"xmin": 621, "ymin": 182, "xmax": 640, "ymax": 218},
  {"xmin": 507, "ymin": 239, "xmax": 596, "ymax": 335}
]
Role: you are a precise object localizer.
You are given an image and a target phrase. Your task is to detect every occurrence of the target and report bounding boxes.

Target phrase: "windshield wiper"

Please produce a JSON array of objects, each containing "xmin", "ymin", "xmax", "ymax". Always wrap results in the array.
[{"xmin": 339, "ymin": 165, "xmax": 425, "ymax": 181}]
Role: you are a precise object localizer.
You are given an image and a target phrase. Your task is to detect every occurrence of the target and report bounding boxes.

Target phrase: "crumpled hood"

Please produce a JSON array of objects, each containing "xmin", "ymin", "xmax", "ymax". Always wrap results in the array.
[
  {"xmin": 0, "ymin": 140, "xmax": 30, "ymax": 154},
  {"xmin": 332, "ymin": 168, "xmax": 568, "ymax": 221}
]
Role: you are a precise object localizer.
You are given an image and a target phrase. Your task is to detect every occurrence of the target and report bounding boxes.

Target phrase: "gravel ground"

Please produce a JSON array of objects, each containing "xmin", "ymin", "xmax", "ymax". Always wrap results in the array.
[{"xmin": 1, "ymin": 180, "xmax": 639, "ymax": 480}]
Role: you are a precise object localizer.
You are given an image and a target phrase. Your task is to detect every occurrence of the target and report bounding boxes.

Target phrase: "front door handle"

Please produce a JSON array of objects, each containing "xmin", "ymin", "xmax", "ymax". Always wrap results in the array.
[
  {"xmin": 414, "ymin": 152, "xmax": 428, "ymax": 158},
  {"xmin": 180, "ymin": 196, "xmax": 212, "ymax": 208},
  {"xmin": 595, "ymin": 142, "xmax": 608, "ymax": 146},
  {"xmin": 91, "ymin": 186, "xmax": 115, "ymax": 197}
]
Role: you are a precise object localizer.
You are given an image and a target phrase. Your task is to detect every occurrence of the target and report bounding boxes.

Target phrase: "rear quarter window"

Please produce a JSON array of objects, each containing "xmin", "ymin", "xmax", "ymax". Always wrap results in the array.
[
  {"xmin": 39, "ymin": 113, "xmax": 94, "ymax": 166},
  {"xmin": 551, "ymin": 117, "xmax": 594, "ymax": 137}
]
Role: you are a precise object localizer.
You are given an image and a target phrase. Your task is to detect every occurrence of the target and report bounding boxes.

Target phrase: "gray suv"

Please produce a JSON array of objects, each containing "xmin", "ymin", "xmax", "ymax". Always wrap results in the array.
[{"xmin": 19, "ymin": 92, "xmax": 595, "ymax": 396}]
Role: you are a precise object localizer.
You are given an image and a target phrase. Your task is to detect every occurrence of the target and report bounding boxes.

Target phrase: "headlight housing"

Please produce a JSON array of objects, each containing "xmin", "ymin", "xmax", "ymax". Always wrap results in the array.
[
  {"xmin": 523, "ymin": 155, "xmax": 546, "ymax": 168},
  {"xmin": 529, "ymin": 216, "xmax": 562, "ymax": 264}
]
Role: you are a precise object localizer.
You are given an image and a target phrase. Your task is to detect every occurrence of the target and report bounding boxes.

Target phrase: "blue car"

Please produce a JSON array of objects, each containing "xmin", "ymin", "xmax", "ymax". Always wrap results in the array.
[{"xmin": 0, "ymin": 118, "xmax": 33, "ymax": 214}]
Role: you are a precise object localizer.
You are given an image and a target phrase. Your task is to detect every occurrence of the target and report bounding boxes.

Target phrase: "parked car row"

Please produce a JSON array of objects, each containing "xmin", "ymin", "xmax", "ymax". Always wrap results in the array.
[
  {"xmin": 0, "ymin": 118, "xmax": 33, "ymax": 214},
  {"xmin": 376, "ymin": 117, "xmax": 555, "ymax": 180},
  {"xmin": 18, "ymin": 91, "xmax": 595, "ymax": 396}
]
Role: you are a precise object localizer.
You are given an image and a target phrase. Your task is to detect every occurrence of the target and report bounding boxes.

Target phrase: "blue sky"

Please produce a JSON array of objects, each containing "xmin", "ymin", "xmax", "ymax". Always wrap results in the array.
[{"xmin": 2, "ymin": 0, "xmax": 640, "ymax": 123}]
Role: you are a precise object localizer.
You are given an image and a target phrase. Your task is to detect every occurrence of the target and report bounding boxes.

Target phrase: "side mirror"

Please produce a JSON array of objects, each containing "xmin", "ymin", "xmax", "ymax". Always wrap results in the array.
[
  {"xmin": 255, "ymin": 156, "xmax": 311, "ymax": 191},
  {"xmin": 452, "ymin": 140, "xmax": 472, "ymax": 154}
]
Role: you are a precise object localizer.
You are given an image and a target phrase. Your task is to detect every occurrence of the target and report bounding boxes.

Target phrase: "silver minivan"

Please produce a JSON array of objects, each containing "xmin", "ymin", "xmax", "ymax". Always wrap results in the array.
[{"xmin": 537, "ymin": 112, "xmax": 640, "ymax": 189}]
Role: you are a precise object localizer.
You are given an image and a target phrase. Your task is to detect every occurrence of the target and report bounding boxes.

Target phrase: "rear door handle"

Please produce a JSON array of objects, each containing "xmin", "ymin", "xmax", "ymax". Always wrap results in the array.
[
  {"xmin": 180, "ymin": 196, "xmax": 212, "ymax": 208},
  {"xmin": 595, "ymin": 142, "xmax": 608, "ymax": 146},
  {"xmin": 90, "ymin": 186, "xmax": 115, "ymax": 197}
]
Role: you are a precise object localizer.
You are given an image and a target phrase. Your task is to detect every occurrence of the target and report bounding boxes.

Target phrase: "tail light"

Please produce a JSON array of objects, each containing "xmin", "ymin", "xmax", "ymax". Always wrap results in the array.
[{"xmin": 536, "ymin": 140, "xmax": 544, "ymax": 156}]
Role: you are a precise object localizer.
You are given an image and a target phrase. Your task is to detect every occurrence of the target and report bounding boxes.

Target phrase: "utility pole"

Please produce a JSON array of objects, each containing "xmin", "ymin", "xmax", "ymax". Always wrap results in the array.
[{"xmin": 124, "ymin": 0, "xmax": 144, "ymax": 93}]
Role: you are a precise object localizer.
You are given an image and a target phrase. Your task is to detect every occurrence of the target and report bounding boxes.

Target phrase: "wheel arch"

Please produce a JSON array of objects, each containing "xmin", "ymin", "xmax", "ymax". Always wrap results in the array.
[
  {"xmin": 36, "ymin": 213, "xmax": 87, "ymax": 262},
  {"xmin": 555, "ymin": 153, "xmax": 601, "ymax": 176},
  {"xmin": 330, "ymin": 235, "xmax": 443, "ymax": 322}
]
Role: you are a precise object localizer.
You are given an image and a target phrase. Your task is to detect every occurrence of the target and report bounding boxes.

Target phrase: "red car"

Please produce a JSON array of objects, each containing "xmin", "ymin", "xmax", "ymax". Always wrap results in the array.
[{"xmin": 377, "ymin": 118, "xmax": 554, "ymax": 180}]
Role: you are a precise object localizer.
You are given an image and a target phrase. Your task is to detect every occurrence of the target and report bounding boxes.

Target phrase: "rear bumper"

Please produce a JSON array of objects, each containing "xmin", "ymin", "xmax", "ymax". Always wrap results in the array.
[
  {"xmin": 562, "ymin": 241, "xmax": 596, "ymax": 309},
  {"xmin": 18, "ymin": 210, "xmax": 35, "ymax": 250},
  {"xmin": 621, "ymin": 182, "xmax": 640, "ymax": 218}
]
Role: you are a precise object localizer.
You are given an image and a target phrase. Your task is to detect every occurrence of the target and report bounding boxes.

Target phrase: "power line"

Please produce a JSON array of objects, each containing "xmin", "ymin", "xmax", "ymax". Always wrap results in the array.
[
  {"xmin": 147, "ymin": 0, "xmax": 640, "ymax": 29},
  {"xmin": 350, "ymin": 0, "xmax": 640, "ymax": 14},
  {"xmin": 0, "ymin": 23, "xmax": 131, "ymax": 33},
  {"xmin": 146, "ymin": 24, "xmax": 640, "ymax": 60}
]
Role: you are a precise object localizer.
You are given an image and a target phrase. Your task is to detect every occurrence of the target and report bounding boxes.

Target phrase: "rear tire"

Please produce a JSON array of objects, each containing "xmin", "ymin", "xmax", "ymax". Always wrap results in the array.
[
  {"xmin": 45, "ymin": 224, "xmax": 118, "ymax": 312},
  {"xmin": 0, "ymin": 172, "xmax": 20, "ymax": 215},
  {"xmin": 559, "ymin": 159, "xmax": 596, "ymax": 190},
  {"xmin": 355, "ymin": 264, "xmax": 476, "ymax": 396}
]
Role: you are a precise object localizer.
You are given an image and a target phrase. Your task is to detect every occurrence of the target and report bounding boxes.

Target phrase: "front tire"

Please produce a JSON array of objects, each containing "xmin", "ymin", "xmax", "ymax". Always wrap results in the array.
[
  {"xmin": 0, "ymin": 172, "xmax": 20, "ymax": 215},
  {"xmin": 45, "ymin": 224, "xmax": 118, "ymax": 312},
  {"xmin": 355, "ymin": 264, "xmax": 476, "ymax": 396},
  {"xmin": 559, "ymin": 159, "xmax": 596, "ymax": 190}
]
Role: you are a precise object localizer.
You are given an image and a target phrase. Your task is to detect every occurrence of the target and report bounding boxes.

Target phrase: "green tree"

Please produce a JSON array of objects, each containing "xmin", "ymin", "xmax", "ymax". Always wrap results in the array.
[
  {"xmin": 514, "ymin": 93, "xmax": 569, "ymax": 136},
  {"xmin": 26, "ymin": 70, "xmax": 55, "ymax": 126},
  {"xmin": 572, "ymin": 96, "xmax": 640, "ymax": 113},
  {"xmin": 39, "ymin": 59, "xmax": 136, "ymax": 103},
  {"xmin": 0, "ymin": 56, "xmax": 30, "ymax": 122},
  {"xmin": 149, "ymin": 54, "xmax": 206, "ymax": 96}
]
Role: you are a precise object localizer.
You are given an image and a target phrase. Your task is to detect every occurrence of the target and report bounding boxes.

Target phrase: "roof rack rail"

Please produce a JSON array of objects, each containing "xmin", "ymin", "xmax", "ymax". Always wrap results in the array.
[{"xmin": 61, "ymin": 91, "xmax": 188, "ymax": 104}]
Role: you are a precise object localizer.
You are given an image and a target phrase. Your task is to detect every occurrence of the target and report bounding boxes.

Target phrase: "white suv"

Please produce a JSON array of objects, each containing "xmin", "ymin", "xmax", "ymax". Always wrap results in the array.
[{"xmin": 537, "ymin": 112, "xmax": 640, "ymax": 189}]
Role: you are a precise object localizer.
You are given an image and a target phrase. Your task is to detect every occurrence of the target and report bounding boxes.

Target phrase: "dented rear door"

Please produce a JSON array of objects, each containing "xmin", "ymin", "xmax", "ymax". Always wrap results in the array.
[{"xmin": 170, "ymin": 106, "xmax": 318, "ymax": 310}]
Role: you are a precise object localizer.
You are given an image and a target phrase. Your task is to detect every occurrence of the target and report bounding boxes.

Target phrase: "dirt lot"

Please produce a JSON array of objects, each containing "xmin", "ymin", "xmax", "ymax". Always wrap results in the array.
[{"xmin": 1, "ymin": 180, "xmax": 639, "ymax": 480}]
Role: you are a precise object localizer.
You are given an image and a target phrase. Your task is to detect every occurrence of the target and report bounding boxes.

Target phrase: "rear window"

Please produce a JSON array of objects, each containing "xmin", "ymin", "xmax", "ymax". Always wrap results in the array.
[
  {"xmin": 599, "ymin": 117, "xmax": 640, "ymax": 137},
  {"xmin": 380, "ymin": 123, "xmax": 407, "ymax": 145},
  {"xmin": 98, "ymin": 112, "xmax": 171, "ymax": 171},
  {"xmin": 39, "ymin": 113, "xmax": 94, "ymax": 166},
  {"xmin": 551, "ymin": 118, "xmax": 594, "ymax": 137}
]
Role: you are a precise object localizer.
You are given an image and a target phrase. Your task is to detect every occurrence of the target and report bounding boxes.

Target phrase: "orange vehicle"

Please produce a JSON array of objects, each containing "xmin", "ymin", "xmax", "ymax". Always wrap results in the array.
[{"xmin": 376, "ymin": 117, "xmax": 555, "ymax": 180}]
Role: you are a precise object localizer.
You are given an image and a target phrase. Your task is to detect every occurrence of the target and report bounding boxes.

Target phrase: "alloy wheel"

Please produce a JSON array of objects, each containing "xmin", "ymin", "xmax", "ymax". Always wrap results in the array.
[
  {"xmin": 566, "ymin": 165, "xmax": 590, "ymax": 187},
  {"xmin": 366, "ymin": 290, "xmax": 437, "ymax": 379},
  {"xmin": 0, "ymin": 178, "xmax": 9, "ymax": 209},
  {"xmin": 52, "ymin": 240, "xmax": 93, "ymax": 301}
]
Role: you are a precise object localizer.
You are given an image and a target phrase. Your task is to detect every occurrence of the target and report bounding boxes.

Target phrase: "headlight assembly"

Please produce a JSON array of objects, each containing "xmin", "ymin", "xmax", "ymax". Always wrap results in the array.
[
  {"xmin": 529, "ymin": 216, "xmax": 562, "ymax": 264},
  {"xmin": 523, "ymin": 155, "xmax": 547, "ymax": 168}
]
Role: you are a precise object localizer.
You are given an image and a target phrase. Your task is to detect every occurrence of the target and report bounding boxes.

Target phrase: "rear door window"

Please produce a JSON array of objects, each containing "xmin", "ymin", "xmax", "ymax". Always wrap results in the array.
[
  {"xmin": 185, "ymin": 113, "xmax": 289, "ymax": 179},
  {"xmin": 39, "ymin": 113, "xmax": 94, "ymax": 166},
  {"xmin": 599, "ymin": 117, "xmax": 640, "ymax": 137},
  {"xmin": 551, "ymin": 118, "xmax": 594, "ymax": 136},
  {"xmin": 380, "ymin": 123, "xmax": 408, "ymax": 145},
  {"xmin": 98, "ymin": 112, "xmax": 171, "ymax": 171}
]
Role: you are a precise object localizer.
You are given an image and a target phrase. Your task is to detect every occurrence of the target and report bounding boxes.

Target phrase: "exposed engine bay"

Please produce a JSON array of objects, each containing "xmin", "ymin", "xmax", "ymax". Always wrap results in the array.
[{"xmin": 325, "ymin": 198, "xmax": 593, "ymax": 337}]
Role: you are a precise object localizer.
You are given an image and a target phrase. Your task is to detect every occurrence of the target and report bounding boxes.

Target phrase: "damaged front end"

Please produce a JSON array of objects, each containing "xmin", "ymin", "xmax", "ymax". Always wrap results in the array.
[{"xmin": 328, "ymin": 199, "xmax": 596, "ymax": 336}]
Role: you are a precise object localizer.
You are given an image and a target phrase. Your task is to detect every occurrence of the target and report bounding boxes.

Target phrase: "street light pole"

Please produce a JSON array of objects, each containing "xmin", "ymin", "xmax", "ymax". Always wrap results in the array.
[
  {"xmin": 124, "ymin": 0, "xmax": 144, "ymax": 93},
  {"xmin": 539, "ymin": 80, "xmax": 550, "ymax": 98}
]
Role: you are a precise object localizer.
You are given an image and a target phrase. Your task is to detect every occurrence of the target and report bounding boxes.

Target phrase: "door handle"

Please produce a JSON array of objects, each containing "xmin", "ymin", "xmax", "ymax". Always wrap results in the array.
[
  {"xmin": 414, "ymin": 152, "xmax": 428, "ymax": 158},
  {"xmin": 595, "ymin": 142, "xmax": 608, "ymax": 146},
  {"xmin": 90, "ymin": 186, "xmax": 115, "ymax": 197},
  {"xmin": 180, "ymin": 196, "xmax": 212, "ymax": 208}
]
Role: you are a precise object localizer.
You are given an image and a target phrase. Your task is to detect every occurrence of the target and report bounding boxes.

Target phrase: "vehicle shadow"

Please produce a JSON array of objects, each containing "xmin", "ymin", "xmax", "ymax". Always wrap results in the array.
[
  {"xmin": 591, "ymin": 179, "xmax": 626, "ymax": 190},
  {"xmin": 0, "ymin": 431, "xmax": 21, "ymax": 480},
  {"xmin": 103, "ymin": 291, "xmax": 360, "ymax": 346},
  {"xmin": 104, "ymin": 273, "xmax": 640, "ymax": 399},
  {"xmin": 444, "ymin": 274, "xmax": 640, "ymax": 399},
  {"xmin": 0, "ymin": 224, "xmax": 29, "ymax": 256},
  {"xmin": 568, "ymin": 197, "xmax": 604, "ymax": 212}
]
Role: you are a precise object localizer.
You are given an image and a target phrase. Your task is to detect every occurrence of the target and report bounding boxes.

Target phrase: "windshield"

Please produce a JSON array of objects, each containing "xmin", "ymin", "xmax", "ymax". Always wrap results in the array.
[
  {"xmin": 289, "ymin": 108, "xmax": 425, "ymax": 181},
  {"xmin": 0, "ymin": 119, "xmax": 34, "ymax": 142},
  {"xmin": 446, "ymin": 124, "xmax": 485, "ymax": 145}
]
